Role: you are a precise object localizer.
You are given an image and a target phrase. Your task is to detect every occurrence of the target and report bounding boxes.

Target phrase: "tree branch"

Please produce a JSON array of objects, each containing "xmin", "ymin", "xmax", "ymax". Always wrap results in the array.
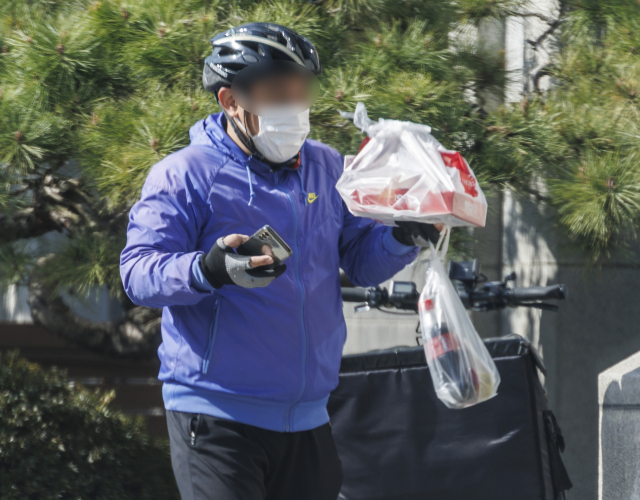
[
  {"xmin": 0, "ymin": 174, "xmax": 111, "ymax": 241},
  {"xmin": 508, "ymin": 181, "xmax": 551, "ymax": 203},
  {"xmin": 510, "ymin": 11, "xmax": 556, "ymax": 24},
  {"xmin": 28, "ymin": 277, "xmax": 162, "ymax": 359},
  {"xmin": 524, "ymin": 1, "xmax": 568, "ymax": 51},
  {"xmin": 4, "ymin": 173, "xmax": 152, "ymax": 357},
  {"xmin": 532, "ymin": 63, "xmax": 553, "ymax": 93},
  {"xmin": 526, "ymin": 18, "xmax": 566, "ymax": 50}
]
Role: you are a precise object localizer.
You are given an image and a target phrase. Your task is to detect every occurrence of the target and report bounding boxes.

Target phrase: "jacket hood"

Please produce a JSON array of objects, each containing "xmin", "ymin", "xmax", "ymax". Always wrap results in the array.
[
  {"xmin": 189, "ymin": 112, "xmax": 250, "ymax": 163},
  {"xmin": 189, "ymin": 112, "xmax": 308, "ymax": 207},
  {"xmin": 189, "ymin": 112, "xmax": 304, "ymax": 173}
]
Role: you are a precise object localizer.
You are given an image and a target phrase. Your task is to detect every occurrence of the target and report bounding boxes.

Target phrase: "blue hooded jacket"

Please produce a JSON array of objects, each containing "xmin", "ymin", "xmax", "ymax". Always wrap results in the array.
[{"xmin": 120, "ymin": 112, "xmax": 419, "ymax": 432}]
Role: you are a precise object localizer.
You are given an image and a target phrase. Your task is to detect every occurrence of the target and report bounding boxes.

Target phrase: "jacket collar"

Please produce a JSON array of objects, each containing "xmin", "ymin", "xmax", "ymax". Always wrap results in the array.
[{"xmin": 192, "ymin": 112, "xmax": 303, "ymax": 176}]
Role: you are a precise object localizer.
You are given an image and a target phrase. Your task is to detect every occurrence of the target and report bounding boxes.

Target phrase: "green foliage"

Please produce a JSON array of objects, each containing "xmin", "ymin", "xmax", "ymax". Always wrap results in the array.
[
  {"xmin": 0, "ymin": 241, "xmax": 33, "ymax": 285},
  {"xmin": 0, "ymin": 0, "xmax": 520, "ymax": 297},
  {"xmin": 124, "ymin": 1, "xmax": 219, "ymax": 87},
  {"xmin": 3, "ymin": 0, "xmax": 637, "ymax": 300},
  {"xmin": 0, "ymin": 99, "xmax": 71, "ymax": 174},
  {"xmin": 550, "ymin": 152, "xmax": 640, "ymax": 259},
  {"xmin": 0, "ymin": 350, "xmax": 178, "ymax": 500},
  {"xmin": 4, "ymin": 11, "xmax": 115, "ymax": 112},
  {"xmin": 43, "ymin": 231, "xmax": 126, "ymax": 296},
  {"xmin": 476, "ymin": 100, "xmax": 570, "ymax": 186},
  {"xmin": 474, "ymin": 1, "xmax": 640, "ymax": 259},
  {"xmin": 81, "ymin": 89, "xmax": 210, "ymax": 206}
]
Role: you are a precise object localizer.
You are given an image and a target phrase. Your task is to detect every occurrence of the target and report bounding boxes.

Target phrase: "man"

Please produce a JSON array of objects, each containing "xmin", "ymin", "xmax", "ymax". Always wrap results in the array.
[{"xmin": 120, "ymin": 23, "xmax": 440, "ymax": 500}]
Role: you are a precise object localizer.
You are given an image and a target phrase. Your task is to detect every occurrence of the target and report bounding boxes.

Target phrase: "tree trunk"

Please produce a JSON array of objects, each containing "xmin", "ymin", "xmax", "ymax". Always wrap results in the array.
[{"xmin": 28, "ymin": 280, "xmax": 162, "ymax": 359}]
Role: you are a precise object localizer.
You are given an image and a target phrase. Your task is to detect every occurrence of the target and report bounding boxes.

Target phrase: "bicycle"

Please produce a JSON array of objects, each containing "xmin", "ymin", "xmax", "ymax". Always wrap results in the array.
[
  {"xmin": 341, "ymin": 258, "xmax": 567, "ymax": 315},
  {"xmin": 332, "ymin": 259, "xmax": 572, "ymax": 500}
]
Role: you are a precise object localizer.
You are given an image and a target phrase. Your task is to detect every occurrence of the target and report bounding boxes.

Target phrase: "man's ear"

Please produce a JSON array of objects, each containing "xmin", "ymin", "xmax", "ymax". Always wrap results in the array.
[{"xmin": 218, "ymin": 87, "xmax": 240, "ymax": 118}]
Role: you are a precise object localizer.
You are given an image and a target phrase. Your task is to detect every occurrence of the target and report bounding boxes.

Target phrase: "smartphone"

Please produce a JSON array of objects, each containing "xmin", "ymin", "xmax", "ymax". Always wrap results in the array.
[{"xmin": 236, "ymin": 225, "xmax": 293, "ymax": 265}]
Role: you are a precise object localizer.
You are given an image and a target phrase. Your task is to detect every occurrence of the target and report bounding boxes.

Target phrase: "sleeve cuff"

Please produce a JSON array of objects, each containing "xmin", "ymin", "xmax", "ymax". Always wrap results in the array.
[
  {"xmin": 190, "ymin": 253, "xmax": 215, "ymax": 293},
  {"xmin": 382, "ymin": 227, "xmax": 417, "ymax": 256}
]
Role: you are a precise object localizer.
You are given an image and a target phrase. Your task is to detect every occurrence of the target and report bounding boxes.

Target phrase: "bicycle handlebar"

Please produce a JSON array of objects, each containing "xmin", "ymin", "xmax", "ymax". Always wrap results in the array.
[
  {"xmin": 508, "ymin": 284, "xmax": 567, "ymax": 302},
  {"xmin": 341, "ymin": 260, "xmax": 567, "ymax": 313},
  {"xmin": 341, "ymin": 288, "xmax": 371, "ymax": 303}
]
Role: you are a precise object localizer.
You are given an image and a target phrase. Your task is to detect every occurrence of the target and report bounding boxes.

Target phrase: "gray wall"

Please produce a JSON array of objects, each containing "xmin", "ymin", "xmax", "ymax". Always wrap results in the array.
[
  {"xmin": 497, "ymin": 190, "xmax": 640, "ymax": 500},
  {"xmin": 599, "ymin": 351, "xmax": 640, "ymax": 499}
]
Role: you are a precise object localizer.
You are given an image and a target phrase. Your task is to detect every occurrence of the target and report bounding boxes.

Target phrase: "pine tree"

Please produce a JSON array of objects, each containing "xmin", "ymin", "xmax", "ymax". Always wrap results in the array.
[
  {"xmin": 0, "ymin": 0, "xmax": 635, "ymax": 357},
  {"xmin": 478, "ymin": 0, "xmax": 640, "ymax": 260}
]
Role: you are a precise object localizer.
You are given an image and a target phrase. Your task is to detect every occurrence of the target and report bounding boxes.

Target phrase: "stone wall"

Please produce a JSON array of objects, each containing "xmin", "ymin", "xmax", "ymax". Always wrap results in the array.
[{"xmin": 599, "ymin": 351, "xmax": 640, "ymax": 499}]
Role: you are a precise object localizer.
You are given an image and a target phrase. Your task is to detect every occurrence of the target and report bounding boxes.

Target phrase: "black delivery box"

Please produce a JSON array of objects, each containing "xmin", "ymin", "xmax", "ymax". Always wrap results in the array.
[{"xmin": 327, "ymin": 335, "xmax": 572, "ymax": 500}]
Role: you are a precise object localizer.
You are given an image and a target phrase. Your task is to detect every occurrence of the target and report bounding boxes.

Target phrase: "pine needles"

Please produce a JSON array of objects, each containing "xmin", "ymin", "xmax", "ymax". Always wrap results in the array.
[
  {"xmin": 0, "ymin": 0, "xmax": 637, "ymax": 303},
  {"xmin": 475, "ymin": 3, "xmax": 640, "ymax": 259}
]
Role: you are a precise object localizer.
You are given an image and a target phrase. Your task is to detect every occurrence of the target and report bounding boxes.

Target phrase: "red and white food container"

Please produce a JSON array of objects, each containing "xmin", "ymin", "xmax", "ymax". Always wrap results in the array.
[{"xmin": 336, "ymin": 104, "xmax": 487, "ymax": 228}]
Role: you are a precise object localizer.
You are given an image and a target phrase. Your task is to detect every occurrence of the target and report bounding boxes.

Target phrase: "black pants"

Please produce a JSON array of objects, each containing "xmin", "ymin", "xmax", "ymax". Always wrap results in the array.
[{"xmin": 167, "ymin": 411, "xmax": 343, "ymax": 500}]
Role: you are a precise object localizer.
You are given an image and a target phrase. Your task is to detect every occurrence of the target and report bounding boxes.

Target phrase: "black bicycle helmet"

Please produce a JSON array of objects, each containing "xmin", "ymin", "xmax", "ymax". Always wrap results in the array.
[{"xmin": 203, "ymin": 22, "xmax": 322, "ymax": 96}]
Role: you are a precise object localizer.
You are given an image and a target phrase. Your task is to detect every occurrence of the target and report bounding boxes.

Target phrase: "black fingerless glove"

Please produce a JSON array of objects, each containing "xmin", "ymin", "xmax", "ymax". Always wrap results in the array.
[
  {"xmin": 391, "ymin": 221, "xmax": 441, "ymax": 247},
  {"xmin": 200, "ymin": 237, "xmax": 287, "ymax": 289}
]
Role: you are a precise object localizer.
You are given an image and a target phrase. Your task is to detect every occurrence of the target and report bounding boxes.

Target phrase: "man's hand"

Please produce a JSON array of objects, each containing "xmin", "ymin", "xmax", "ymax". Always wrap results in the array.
[
  {"xmin": 391, "ymin": 222, "xmax": 444, "ymax": 247},
  {"xmin": 199, "ymin": 234, "xmax": 286, "ymax": 289}
]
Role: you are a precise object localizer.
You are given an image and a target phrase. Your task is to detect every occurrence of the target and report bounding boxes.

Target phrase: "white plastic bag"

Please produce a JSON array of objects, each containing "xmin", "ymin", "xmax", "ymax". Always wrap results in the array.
[
  {"xmin": 418, "ymin": 229, "xmax": 500, "ymax": 409},
  {"xmin": 336, "ymin": 102, "xmax": 487, "ymax": 227}
]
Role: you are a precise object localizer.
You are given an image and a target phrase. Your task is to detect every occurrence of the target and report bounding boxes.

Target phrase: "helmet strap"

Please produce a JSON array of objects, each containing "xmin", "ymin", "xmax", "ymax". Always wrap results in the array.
[{"xmin": 223, "ymin": 108, "xmax": 259, "ymax": 156}]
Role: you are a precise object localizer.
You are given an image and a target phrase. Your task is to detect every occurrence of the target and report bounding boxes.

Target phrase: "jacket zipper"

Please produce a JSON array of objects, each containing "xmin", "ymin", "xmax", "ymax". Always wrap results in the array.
[
  {"xmin": 202, "ymin": 299, "xmax": 221, "ymax": 375},
  {"xmin": 274, "ymin": 170, "xmax": 307, "ymax": 432}
]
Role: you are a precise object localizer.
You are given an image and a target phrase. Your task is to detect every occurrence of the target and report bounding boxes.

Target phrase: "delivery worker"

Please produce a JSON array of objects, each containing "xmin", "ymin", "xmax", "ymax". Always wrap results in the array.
[{"xmin": 120, "ymin": 22, "xmax": 440, "ymax": 500}]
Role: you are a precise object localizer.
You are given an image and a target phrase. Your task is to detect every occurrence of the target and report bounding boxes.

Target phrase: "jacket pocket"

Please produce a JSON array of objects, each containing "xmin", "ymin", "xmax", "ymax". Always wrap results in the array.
[{"xmin": 202, "ymin": 299, "xmax": 221, "ymax": 375}]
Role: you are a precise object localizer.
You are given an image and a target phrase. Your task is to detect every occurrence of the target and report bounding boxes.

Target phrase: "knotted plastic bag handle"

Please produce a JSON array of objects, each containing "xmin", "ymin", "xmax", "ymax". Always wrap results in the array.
[
  {"xmin": 339, "ymin": 101, "xmax": 378, "ymax": 133},
  {"xmin": 430, "ymin": 225, "xmax": 451, "ymax": 264}
]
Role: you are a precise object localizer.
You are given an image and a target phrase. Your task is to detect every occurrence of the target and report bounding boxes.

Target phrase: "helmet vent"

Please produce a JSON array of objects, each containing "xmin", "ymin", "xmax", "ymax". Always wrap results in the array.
[{"xmin": 217, "ymin": 47, "xmax": 236, "ymax": 57}]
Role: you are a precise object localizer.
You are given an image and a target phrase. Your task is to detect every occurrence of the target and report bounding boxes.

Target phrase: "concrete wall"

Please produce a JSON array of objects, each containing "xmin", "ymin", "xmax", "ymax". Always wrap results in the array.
[
  {"xmin": 599, "ymin": 350, "xmax": 640, "ymax": 499},
  {"xmin": 500, "ymin": 188, "xmax": 640, "ymax": 500}
]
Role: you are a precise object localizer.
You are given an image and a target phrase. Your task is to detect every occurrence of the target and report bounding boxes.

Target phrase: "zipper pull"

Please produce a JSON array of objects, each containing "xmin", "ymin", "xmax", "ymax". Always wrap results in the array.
[
  {"xmin": 273, "ymin": 171, "xmax": 279, "ymax": 185},
  {"xmin": 190, "ymin": 415, "xmax": 199, "ymax": 446}
]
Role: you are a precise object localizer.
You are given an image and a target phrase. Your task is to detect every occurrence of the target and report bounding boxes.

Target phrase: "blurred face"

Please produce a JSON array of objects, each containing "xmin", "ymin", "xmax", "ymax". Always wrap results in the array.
[
  {"xmin": 219, "ymin": 69, "xmax": 316, "ymax": 146},
  {"xmin": 242, "ymin": 72, "xmax": 314, "ymax": 113},
  {"xmin": 217, "ymin": 60, "xmax": 317, "ymax": 161}
]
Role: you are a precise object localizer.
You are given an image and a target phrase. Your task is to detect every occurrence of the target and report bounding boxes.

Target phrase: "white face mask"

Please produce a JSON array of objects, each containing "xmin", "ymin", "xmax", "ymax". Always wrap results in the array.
[{"xmin": 237, "ymin": 106, "xmax": 310, "ymax": 164}]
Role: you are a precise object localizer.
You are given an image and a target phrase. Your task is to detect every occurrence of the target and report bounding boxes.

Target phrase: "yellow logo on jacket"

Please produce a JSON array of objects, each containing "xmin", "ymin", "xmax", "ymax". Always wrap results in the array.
[{"xmin": 308, "ymin": 192, "xmax": 319, "ymax": 204}]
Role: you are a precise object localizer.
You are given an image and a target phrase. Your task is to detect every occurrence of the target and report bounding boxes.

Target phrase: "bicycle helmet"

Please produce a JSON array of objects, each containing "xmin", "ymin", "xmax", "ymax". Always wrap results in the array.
[{"xmin": 203, "ymin": 22, "xmax": 322, "ymax": 96}]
